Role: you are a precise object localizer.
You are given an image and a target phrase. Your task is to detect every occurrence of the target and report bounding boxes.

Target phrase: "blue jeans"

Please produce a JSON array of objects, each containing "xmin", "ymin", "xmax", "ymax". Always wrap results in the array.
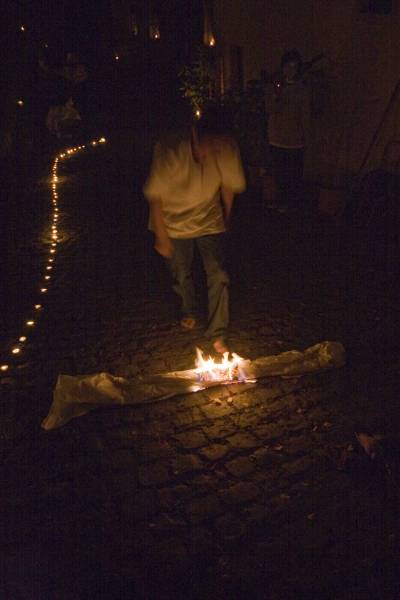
[{"xmin": 166, "ymin": 234, "xmax": 229, "ymax": 340}]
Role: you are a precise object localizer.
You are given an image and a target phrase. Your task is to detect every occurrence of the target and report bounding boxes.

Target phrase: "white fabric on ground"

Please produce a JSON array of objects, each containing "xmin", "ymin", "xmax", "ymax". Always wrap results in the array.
[{"xmin": 41, "ymin": 341, "xmax": 345, "ymax": 431}]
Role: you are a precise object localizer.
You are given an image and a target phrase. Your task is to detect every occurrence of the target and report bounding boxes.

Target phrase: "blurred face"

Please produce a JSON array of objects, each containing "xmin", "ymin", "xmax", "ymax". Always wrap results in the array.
[
  {"xmin": 283, "ymin": 60, "xmax": 300, "ymax": 81},
  {"xmin": 191, "ymin": 128, "xmax": 215, "ymax": 163}
]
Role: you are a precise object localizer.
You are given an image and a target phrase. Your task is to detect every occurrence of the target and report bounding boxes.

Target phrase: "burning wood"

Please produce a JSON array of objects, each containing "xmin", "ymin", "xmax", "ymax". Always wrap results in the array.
[{"xmin": 194, "ymin": 348, "xmax": 255, "ymax": 383}]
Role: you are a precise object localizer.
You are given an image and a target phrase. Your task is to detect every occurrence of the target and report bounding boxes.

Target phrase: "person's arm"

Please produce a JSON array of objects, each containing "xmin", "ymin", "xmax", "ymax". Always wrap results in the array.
[
  {"xmin": 301, "ymin": 87, "xmax": 311, "ymax": 147},
  {"xmin": 217, "ymin": 138, "xmax": 246, "ymax": 231},
  {"xmin": 148, "ymin": 197, "xmax": 174, "ymax": 258},
  {"xmin": 221, "ymin": 187, "xmax": 234, "ymax": 230},
  {"xmin": 144, "ymin": 142, "xmax": 174, "ymax": 258}
]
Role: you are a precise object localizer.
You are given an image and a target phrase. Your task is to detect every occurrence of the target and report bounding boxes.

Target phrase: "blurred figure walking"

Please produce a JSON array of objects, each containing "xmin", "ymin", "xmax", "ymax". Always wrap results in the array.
[{"xmin": 143, "ymin": 106, "xmax": 246, "ymax": 354}]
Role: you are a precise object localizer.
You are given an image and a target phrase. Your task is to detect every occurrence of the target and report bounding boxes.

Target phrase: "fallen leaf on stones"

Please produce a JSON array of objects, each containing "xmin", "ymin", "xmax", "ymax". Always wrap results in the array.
[
  {"xmin": 355, "ymin": 432, "xmax": 385, "ymax": 459},
  {"xmin": 323, "ymin": 421, "xmax": 332, "ymax": 429},
  {"xmin": 273, "ymin": 444, "xmax": 283, "ymax": 451},
  {"xmin": 307, "ymin": 513, "xmax": 316, "ymax": 520}
]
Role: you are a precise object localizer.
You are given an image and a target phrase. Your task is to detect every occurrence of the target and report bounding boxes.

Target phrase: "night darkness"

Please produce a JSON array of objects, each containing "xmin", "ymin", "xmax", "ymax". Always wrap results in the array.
[{"xmin": 1, "ymin": 2, "xmax": 400, "ymax": 599}]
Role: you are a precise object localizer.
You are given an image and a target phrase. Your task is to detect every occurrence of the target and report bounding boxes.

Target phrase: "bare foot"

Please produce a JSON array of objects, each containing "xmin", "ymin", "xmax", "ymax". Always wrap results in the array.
[
  {"xmin": 213, "ymin": 338, "xmax": 229, "ymax": 354},
  {"xmin": 180, "ymin": 316, "xmax": 197, "ymax": 330}
]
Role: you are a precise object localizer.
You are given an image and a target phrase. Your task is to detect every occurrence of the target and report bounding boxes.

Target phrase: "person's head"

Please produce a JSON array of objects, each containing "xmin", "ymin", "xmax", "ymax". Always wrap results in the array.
[
  {"xmin": 159, "ymin": 97, "xmax": 193, "ymax": 135},
  {"xmin": 281, "ymin": 49, "xmax": 302, "ymax": 81},
  {"xmin": 192, "ymin": 107, "xmax": 232, "ymax": 162}
]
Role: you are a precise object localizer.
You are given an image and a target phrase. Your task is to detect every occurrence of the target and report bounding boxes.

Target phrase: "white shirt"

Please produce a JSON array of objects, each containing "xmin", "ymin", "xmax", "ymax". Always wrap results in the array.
[{"xmin": 143, "ymin": 136, "xmax": 246, "ymax": 239}]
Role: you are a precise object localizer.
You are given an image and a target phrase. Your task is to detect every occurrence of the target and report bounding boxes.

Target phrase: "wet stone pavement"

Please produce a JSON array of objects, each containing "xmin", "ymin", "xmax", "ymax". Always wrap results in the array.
[{"xmin": 1, "ymin": 146, "xmax": 399, "ymax": 599}]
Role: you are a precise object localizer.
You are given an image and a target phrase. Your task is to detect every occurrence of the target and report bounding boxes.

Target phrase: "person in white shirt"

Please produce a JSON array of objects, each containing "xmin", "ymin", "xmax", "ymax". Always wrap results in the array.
[{"xmin": 143, "ymin": 109, "xmax": 246, "ymax": 353}]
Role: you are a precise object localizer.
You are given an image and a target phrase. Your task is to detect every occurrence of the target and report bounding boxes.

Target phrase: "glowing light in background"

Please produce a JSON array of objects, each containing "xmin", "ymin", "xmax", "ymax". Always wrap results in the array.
[
  {"xmin": 203, "ymin": 1, "xmax": 216, "ymax": 47},
  {"xmin": 0, "ymin": 137, "xmax": 107, "ymax": 374}
]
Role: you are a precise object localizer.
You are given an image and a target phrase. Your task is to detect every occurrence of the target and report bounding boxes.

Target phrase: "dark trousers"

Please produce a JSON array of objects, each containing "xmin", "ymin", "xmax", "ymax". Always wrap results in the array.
[
  {"xmin": 165, "ymin": 234, "xmax": 229, "ymax": 340},
  {"xmin": 270, "ymin": 145, "xmax": 304, "ymax": 208}
]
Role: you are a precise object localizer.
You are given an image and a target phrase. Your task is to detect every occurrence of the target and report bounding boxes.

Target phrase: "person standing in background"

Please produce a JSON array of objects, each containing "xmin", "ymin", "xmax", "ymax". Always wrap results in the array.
[{"xmin": 265, "ymin": 49, "xmax": 311, "ymax": 211}]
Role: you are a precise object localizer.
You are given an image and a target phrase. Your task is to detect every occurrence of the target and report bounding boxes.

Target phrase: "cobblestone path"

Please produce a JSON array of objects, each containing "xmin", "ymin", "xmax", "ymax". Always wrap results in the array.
[{"xmin": 1, "ymin": 147, "xmax": 399, "ymax": 599}]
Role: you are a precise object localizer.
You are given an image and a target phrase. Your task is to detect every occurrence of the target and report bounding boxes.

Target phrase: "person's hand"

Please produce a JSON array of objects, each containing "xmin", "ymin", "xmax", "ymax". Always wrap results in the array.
[{"xmin": 154, "ymin": 237, "xmax": 174, "ymax": 258}]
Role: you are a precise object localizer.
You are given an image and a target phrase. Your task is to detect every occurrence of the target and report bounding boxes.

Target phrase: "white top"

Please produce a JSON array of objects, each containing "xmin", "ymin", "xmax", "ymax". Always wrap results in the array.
[{"xmin": 143, "ymin": 136, "xmax": 246, "ymax": 239}]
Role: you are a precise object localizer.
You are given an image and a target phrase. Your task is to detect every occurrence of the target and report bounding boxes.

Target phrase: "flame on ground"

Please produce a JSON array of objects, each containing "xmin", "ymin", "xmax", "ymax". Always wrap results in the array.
[{"xmin": 194, "ymin": 347, "xmax": 254, "ymax": 383}]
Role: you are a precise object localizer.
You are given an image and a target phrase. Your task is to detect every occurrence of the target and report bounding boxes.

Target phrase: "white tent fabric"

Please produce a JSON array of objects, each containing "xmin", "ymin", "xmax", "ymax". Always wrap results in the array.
[{"xmin": 41, "ymin": 341, "xmax": 345, "ymax": 431}]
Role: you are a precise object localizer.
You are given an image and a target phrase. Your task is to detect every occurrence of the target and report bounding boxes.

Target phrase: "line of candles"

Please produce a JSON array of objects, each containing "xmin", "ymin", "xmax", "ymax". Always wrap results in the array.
[{"xmin": 0, "ymin": 136, "xmax": 107, "ymax": 374}]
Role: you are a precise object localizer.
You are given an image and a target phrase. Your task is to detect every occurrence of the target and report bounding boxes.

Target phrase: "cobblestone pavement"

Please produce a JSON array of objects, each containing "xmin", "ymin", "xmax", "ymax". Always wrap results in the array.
[{"xmin": 1, "ymin": 146, "xmax": 400, "ymax": 599}]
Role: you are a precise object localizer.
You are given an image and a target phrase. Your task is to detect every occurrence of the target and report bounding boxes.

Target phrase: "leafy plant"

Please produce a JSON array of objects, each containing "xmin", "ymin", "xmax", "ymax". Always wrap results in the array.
[
  {"xmin": 180, "ymin": 48, "xmax": 267, "ymax": 166},
  {"xmin": 179, "ymin": 46, "xmax": 216, "ymax": 115}
]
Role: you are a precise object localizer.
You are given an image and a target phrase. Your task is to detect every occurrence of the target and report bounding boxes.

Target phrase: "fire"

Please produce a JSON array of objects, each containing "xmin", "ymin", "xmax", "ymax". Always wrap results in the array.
[{"xmin": 194, "ymin": 348, "xmax": 254, "ymax": 383}]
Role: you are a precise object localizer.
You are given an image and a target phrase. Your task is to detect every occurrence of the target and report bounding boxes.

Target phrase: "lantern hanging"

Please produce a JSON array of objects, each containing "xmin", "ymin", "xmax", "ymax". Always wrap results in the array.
[
  {"xmin": 149, "ymin": 2, "xmax": 160, "ymax": 40},
  {"xmin": 129, "ymin": 12, "xmax": 139, "ymax": 36},
  {"xmin": 203, "ymin": 0, "xmax": 216, "ymax": 47}
]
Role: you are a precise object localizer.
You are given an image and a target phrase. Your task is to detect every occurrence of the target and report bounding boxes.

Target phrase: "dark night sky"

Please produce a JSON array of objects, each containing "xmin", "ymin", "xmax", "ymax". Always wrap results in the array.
[
  {"xmin": 4, "ymin": 0, "xmax": 113, "ymax": 66},
  {"xmin": 4, "ymin": 1, "xmax": 203, "ymax": 66}
]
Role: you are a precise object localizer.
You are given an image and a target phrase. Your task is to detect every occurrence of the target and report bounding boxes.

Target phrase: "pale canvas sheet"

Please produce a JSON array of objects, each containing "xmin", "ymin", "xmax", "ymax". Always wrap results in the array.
[{"xmin": 42, "ymin": 341, "xmax": 345, "ymax": 430}]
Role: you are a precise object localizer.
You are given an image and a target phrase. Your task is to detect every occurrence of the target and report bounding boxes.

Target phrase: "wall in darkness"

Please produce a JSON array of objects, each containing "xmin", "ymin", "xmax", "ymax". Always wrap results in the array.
[
  {"xmin": 264, "ymin": 0, "xmax": 400, "ymax": 182},
  {"xmin": 110, "ymin": 0, "xmax": 203, "ymax": 68},
  {"xmin": 110, "ymin": 0, "xmax": 266, "ymax": 94},
  {"xmin": 214, "ymin": 0, "xmax": 266, "ymax": 91}
]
